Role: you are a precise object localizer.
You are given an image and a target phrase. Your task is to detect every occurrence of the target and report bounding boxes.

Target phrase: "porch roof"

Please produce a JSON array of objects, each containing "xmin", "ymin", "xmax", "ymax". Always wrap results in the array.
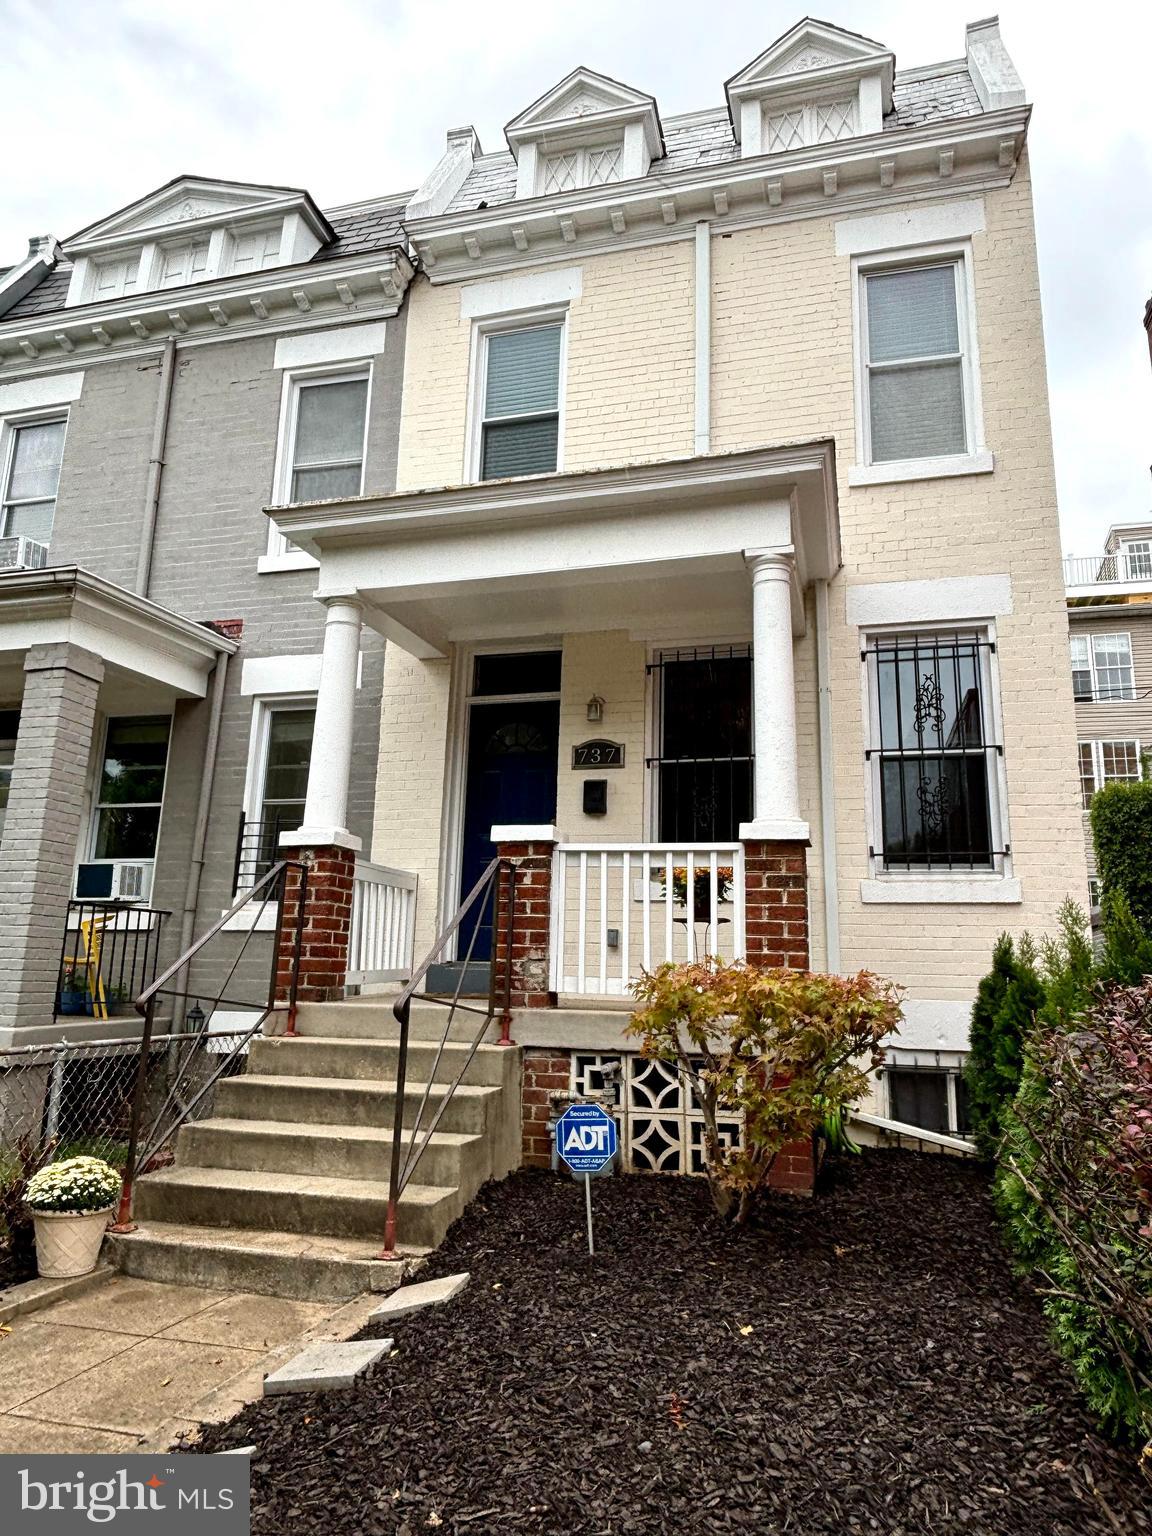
[
  {"xmin": 0, "ymin": 566, "xmax": 237, "ymax": 700},
  {"xmin": 269, "ymin": 442, "xmax": 841, "ymax": 657}
]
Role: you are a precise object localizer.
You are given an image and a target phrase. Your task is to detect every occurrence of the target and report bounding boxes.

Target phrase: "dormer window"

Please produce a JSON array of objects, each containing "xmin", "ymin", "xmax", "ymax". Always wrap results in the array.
[
  {"xmin": 505, "ymin": 67, "xmax": 663, "ymax": 202},
  {"xmin": 766, "ymin": 95, "xmax": 856, "ymax": 153},
  {"xmin": 726, "ymin": 19, "xmax": 894, "ymax": 160},
  {"xmin": 230, "ymin": 223, "xmax": 282, "ymax": 273},
  {"xmin": 157, "ymin": 238, "xmax": 210, "ymax": 288},
  {"xmin": 539, "ymin": 141, "xmax": 624, "ymax": 194},
  {"xmin": 62, "ymin": 176, "xmax": 332, "ymax": 308}
]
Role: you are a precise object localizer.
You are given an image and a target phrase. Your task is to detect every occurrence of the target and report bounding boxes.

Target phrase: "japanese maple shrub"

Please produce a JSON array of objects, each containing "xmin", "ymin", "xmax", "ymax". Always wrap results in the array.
[{"xmin": 627, "ymin": 962, "xmax": 902, "ymax": 1223}]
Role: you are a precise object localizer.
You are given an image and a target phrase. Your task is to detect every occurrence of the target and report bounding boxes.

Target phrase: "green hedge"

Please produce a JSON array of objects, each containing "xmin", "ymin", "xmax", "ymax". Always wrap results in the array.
[{"xmin": 1091, "ymin": 779, "xmax": 1152, "ymax": 933}]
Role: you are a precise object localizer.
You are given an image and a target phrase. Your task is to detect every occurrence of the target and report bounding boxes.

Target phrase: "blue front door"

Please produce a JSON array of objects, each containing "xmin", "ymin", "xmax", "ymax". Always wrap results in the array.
[{"xmin": 458, "ymin": 697, "xmax": 559, "ymax": 960}]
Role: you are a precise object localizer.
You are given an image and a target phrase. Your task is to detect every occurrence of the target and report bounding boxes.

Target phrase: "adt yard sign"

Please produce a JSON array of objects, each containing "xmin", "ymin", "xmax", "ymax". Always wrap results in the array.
[
  {"xmin": 555, "ymin": 1103, "xmax": 617, "ymax": 1256},
  {"xmin": 556, "ymin": 1102, "xmax": 617, "ymax": 1173}
]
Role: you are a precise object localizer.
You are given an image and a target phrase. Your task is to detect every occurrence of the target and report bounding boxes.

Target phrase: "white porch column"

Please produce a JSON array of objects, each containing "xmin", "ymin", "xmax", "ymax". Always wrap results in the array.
[
  {"xmin": 739, "ymin": 548, "xmax": 810, "ymax": 843},
  {"xmin": 280, "ymin": 596, "xmax": 363, "ymax": 852}
]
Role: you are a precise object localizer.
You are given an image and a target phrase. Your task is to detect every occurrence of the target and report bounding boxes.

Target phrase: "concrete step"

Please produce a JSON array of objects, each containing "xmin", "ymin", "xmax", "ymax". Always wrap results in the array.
[
  {"xmin": 215, "ymin": 1073, "xmax": 503, "ymax": 1136},
  {"xmin": 248, "ymin": 1034, "xmax": 517, "ymax": 1089},
  {"xmin": 293, "ymin": 998, "xmax": 499, "ymax": 1044},
  {"xmin": 177, "ymin": 1117, "xmax": 485, "ymax": 1188},
  {"xmin": 133, "ymin": 1165, "xmax": 462, "ymax": 1249},
  {"xmin": 105, "ymin": 1220, "xmax": 425, "ymax": 1303}
]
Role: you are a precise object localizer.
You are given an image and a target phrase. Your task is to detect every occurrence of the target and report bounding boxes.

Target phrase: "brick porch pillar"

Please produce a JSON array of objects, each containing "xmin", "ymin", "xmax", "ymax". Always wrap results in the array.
[
  {"xmin": 274, "ymin": 844, "xmax": 358, "ymax": 1012},
  {"xmin": 491, "ymin": 824, "xmax": 557, "ymax": 1015},
  {"xmin": 741, "ymin": 840, "xmax": 810, "ymax": 971}
]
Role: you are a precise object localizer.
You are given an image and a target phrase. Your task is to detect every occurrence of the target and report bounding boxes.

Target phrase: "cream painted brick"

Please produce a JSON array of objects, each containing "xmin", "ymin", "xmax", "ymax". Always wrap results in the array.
[
  {"xmin": 372, "ymin": 645, "xmax": 452, "ymax": 956},
  {"xmin": 381, "ymin": 156, "xmax": 1084, "ymax": 1010},
  {"xmin": 555, "ymin": 632, "xmax": 646, "ymax": 840}
]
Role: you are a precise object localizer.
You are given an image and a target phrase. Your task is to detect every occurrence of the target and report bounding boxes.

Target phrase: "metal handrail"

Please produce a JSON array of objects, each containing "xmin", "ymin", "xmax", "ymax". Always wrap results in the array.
[
  {"xmin": 111, "ymin": 857, "xmax": 308, "ymax": 1230},
  {"xmin": 380, "ymin": 856, "xmax": 515, "ymax": 1258}
]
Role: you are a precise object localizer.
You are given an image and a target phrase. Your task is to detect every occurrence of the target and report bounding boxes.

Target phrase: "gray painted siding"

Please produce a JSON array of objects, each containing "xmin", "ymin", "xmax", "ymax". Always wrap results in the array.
[
  {"xmin": 40, "ymin": 305, "xmax": 409, "ymax": 986},
  {"xmin": 1069, "ymin": 604, "xmax": 1152, "ymax": 884}
]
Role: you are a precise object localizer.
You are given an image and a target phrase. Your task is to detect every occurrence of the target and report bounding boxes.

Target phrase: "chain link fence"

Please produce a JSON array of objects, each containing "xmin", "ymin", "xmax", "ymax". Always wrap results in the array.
[{"xmin": 0, "ymin": 1022, "xmax": 257, "ymax": 1286}]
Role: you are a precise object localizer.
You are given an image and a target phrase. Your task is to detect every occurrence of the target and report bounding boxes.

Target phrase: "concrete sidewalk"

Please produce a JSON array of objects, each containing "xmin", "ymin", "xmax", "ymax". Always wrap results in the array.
[{"xmin": 0, "ymin": 1274, "xmax": 379, "ymax": 1452}]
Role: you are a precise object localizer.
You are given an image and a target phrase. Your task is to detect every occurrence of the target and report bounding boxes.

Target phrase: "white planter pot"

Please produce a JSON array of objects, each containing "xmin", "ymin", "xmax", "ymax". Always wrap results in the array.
[{"xmin": 29, "ymin": 1206, "xmax": 114, "ymax": 1278}]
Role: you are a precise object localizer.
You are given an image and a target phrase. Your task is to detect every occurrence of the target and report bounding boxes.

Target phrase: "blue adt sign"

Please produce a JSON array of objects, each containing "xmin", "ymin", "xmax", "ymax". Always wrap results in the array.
[{"xmin": 555, "ymin": 1102, "xmax": 618, "ymax": 1174}]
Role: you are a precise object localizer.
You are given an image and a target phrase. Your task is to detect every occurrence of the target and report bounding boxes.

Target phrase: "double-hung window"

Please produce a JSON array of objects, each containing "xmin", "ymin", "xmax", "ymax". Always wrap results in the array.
[
  {"xmin": 860, "ymin": 261, "xmax": 971, "ymax": 465},
  {"xmin": 864, "ymin": 628, "xmax": 1002, "ymax": 872},
  {"xmin": 477, "ymin": 323, "xmax": 563, "ymax": 481},
  {"xmin": 1078, "ymin": 740, "xmax": 1141, "ymax": 809},
  {"xmin": 1070, "ymin": 633, "xmax": 1134, "ymax": 702},
  {"xmin": 90, "ymin": 716, "xmax": 171, "ymax": 863},
  {"xmin": 237, "ymin": 704, "xmax": 316, "ymax": 888},
  {"xmin": 286, "ymin": 372, "xmax": 369, "ymax": 501},
  {"xmin": 1, "ymin": 417, "xmax": 66, "ymax": 547}
]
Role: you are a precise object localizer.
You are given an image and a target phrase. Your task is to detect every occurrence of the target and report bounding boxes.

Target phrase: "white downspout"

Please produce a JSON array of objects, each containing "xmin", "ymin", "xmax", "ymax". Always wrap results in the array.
[
  {"xmin": 694, "ymin": 221, "xmax": 710, "ymax": 456},
  {"xmin": 815, "ymin": 578, "xmax": 841, "ymax": 972}
]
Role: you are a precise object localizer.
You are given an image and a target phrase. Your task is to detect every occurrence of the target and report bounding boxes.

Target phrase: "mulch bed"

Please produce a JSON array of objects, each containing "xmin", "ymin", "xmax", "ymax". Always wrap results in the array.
[{"xmin": 196, "ymin": 1151, "xmax": 1151, "ymax": 1534}]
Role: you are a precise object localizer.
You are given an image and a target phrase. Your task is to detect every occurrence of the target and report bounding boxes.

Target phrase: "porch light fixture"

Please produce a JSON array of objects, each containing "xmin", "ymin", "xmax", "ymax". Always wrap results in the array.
[
  {"xmin": 586, "ymin": 694, "xmax": 604, "ymax": 723},
  {"xmin": 185, "ymin": 1000, "xmax": 206, "ymax": 1032}
]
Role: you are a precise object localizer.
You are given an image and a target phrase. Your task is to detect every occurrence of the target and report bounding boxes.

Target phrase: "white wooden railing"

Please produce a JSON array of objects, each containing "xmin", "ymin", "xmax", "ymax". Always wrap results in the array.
[
  {"xmin": 1064, "ymin": 553, "xmax": 1152, "ymax": 587},
  {"xmin": 346, "ymin": 860, "xmax": 418, "ymax": 987},
  {"xmin": 549, "ymin": 844, "xmax": 745, "ymax": 998}
]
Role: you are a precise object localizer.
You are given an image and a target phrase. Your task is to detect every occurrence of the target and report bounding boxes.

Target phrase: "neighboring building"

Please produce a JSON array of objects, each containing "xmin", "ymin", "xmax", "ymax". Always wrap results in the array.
[
  {"xmin": 1065, "ymin": 521, "xmax": 1152, "ymax": 907},
  {"xmin": 268, "ymin": 14, "xmax": 1087, "ymax": 1153},
  {"xmin": 0, "ymin": 175, "xmax": 414, "ymax": 1047}
]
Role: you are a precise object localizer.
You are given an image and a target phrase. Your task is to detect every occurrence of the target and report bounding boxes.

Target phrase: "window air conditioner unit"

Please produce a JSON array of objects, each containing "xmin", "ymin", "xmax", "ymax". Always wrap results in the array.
[
  {"xmin": 0, "ymin": 537, "xmax": 49, "ymax": 571},
  {"xmin": 75, "ymin": 861, "xmax": 154, "ymax": 902}
]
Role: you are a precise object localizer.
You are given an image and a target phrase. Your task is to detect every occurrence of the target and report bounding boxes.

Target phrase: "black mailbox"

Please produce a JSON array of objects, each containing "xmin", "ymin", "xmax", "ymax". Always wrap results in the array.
[{"xmin": 582, "ymin": 779, "xmax": 608, "ymax": 816}]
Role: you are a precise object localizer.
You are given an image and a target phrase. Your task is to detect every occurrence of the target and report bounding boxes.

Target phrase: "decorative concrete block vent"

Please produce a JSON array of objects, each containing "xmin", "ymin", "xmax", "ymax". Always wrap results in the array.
[
  {"xmin": 263, "ymin": 1338, "xmax": 394, "ymax": 1396},
  {"xmin": 369, "ymin": 1271, "xmax": 470, "ymax": 1321}
]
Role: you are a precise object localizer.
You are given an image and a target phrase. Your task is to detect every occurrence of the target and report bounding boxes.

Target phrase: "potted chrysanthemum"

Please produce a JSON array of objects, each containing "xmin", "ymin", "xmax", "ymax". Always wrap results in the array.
[{"xmin": 24, "ymin": 1156, "xmax": 121, "ymax": 1278}]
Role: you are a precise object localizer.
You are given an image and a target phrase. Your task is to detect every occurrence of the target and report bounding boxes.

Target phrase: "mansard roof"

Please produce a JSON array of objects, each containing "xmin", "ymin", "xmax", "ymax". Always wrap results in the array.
[{"xmin": 442, "ymin": 65, "xmax": 981, "ymax": 215}]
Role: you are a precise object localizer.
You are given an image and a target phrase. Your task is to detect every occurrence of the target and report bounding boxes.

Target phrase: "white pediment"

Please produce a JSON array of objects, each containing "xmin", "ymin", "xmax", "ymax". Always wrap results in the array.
[
  {"xmin": 506, "ymin": 67, "xmax": 658, "ymax": 140},
  {"xmin": 730, "ymin": 20, "xmax": 890, "ymax": 91},
  {"xmin": 69, "ymin": 178, "xmax": 309, "ymax": 248}
]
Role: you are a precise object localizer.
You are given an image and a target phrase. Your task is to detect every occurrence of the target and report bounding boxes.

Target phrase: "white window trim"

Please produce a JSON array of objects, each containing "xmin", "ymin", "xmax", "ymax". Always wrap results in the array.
[
  {"xmin": 0, "ymin": 408, "xmax": 70, "ymax": 548},
  {"xmin": 1078, "ymin": 738, "xmax": 1142, "ymax": 808},
  {"xmin": 1119, "ymin": 540, "xmax": 1152, "ymax": 581},
  {"xmin": 225, "ymin": 692, "xmax": 318, "ymax": 924},
  {"xmin": 859, "ymin": 618, "xmax": 1020, "ymax": 905},
  {"xmin": 85, "ymin": 712, "xmax": 173, "ymax": 870},
  {"xmin": 264, "ymin": 361, "xmax": 373, "ymax": 564},
  {"xmin": 464, "ymin": 306, "xmax": 568, "ymax": 484},
  {"xmin": 1072, "ymin": 631, "xmax": 1135, "ymax": 703},
  {"xmin": 849, "ymin": 241, "xmax": 991, "ymax": 487}
]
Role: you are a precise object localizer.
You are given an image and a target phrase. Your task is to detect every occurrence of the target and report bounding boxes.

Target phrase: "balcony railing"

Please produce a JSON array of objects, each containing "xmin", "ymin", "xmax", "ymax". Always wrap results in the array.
[
  {"xmin": 1064, "ymin": 553, "xmax": 1152, "ymax": 588},
  {"xmin": 549, "ymin": 843, "xmax": 746, "ymax": 998}
]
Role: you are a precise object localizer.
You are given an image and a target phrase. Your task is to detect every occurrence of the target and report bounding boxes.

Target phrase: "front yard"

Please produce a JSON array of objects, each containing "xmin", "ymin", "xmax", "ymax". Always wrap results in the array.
[{"xmin": 198, "ymin": 1151, "xmax": 1150, "ymax": 1534}]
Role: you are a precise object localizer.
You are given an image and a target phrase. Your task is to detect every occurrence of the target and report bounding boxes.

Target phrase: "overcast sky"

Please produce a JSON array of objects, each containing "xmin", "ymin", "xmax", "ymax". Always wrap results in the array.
[{"xmin": 2, "ymin": 0, "xmax": 1149, "ymax": 552}]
